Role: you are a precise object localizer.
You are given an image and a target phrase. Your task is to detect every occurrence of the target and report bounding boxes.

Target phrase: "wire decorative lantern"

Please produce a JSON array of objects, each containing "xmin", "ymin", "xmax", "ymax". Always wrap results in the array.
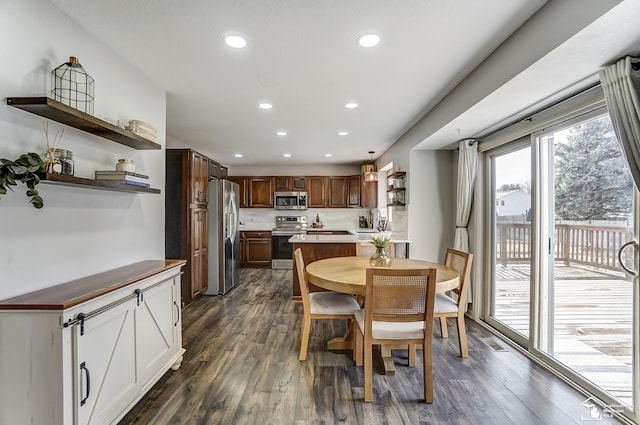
[{"xmin": 51, "ymin": 56, "xmax": 94, "ymax": 115}]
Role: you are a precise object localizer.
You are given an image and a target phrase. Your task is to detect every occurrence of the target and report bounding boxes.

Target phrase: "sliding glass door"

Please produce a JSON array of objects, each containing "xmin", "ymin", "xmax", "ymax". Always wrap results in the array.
[
  {"xmin": 485, "ymin": 112, "xmax": 639, "ymax": 421},
  {"xmin": 536, "ymin": 114, "xmax": 637, "ymax": 413},
  {"xmin": 487, "ymin": 143, "xmax": 532, "ymax": 344}
]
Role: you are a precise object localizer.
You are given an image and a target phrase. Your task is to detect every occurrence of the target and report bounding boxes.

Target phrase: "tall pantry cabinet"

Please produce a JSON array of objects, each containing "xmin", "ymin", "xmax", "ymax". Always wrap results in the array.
[{"xmin": 166, "ymin": 149, "xmax": 209, "ymax": 306}]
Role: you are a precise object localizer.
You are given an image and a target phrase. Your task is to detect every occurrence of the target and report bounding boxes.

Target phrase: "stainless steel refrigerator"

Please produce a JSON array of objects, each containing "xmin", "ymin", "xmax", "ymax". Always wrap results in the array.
[{"xmin": 205, "ymin": 179, "xmax": 240, "ymax": 295}]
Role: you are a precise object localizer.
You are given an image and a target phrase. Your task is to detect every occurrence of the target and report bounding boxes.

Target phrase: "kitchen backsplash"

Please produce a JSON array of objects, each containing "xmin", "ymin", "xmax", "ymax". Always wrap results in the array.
[{"xmin": 239, "ymin": 208, "xmax": 395, "ymax": 231}]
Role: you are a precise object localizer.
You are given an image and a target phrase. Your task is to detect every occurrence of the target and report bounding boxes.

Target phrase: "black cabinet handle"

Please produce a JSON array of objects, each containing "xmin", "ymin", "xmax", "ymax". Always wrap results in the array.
[
  {"xmin": 80, "ymin": 361, "xmax": 91, "ymax": 406},
  {"xmin": 174, "ymin": 301, "xmax": 180, "ymax": 327}
]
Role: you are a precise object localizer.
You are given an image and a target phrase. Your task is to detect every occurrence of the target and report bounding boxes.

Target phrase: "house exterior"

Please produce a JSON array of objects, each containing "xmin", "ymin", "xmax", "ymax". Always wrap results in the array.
[{"xmin": 496, "ymin": 189, "xmax": 531, "ymax": 220}]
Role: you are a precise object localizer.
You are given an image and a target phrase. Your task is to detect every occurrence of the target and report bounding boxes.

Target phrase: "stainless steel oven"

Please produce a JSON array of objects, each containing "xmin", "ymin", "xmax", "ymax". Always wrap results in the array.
[{"xmin": 272, "ymin": 216, "xmax": 307, "ymax": 269}]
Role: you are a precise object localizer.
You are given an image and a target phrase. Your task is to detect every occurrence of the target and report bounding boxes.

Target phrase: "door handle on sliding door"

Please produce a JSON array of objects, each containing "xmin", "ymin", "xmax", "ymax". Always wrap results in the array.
[{"xmin": 618, "ymin": 240, "xmax": 639, "ymax": 276}]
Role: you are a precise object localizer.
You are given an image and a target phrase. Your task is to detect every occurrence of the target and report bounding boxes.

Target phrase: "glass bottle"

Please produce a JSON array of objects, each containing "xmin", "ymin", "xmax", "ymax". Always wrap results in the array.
[
  {"xmin": 61, "ymin": 150, "xmax": 74, "ymax": 176},
  {"xmin": 43, "ymin": 148, "xmax": 65, "ymax": 174}
]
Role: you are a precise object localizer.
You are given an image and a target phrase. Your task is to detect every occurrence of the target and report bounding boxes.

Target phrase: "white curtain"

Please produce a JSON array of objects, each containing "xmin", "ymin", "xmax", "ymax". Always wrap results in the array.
[
  {"xmin": 454, "ymin": 139, "xmax": 478, "ymax": 253},
  {"xmin": 454, "ymin": 139, "xmax": 478, "ymax": 303},
  {"xmin": 599, "ymin": 56, "xmax": 640, "ymax": 190}
]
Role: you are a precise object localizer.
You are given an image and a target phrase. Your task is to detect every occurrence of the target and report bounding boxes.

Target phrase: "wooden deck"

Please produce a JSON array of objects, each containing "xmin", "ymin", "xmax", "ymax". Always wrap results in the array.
[{"xmin": 493, "ymin": 263, "xmax": 632, "ymax": 406}]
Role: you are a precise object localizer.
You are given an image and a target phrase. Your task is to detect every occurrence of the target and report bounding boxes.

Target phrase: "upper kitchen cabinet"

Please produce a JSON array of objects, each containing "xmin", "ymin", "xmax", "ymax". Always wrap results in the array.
[
  {"xmin": 292, "ymin": 176, "xmax": 306, "ymax": 191},
  {"xmin": 361, "ymin": 176, "xmax": 377, "ymax": 208},
  {"xmin": 275, "ymin": 176, "xmax": 306, "ymax": 191},
  {"xmin": 228, "ymin": 176, "xmax": 248, "ymax": 208},
  {"xmin": 191, "ymin": 152, "xmax": 209, "ymax": 205},
  {"xmin": 307, "ymin": 176, "xmax": 327, "ymax": 208},
  {"xmin": 327, "ymin": 176, "xmax": 347, "ymax": 208},
  {"xmin": 347, "ymin": 175, "xmax": 361, "ymax": 208},
  {"xmin": 275, "ymin": 176, "xmax": 291, "ymax": 191},
  {"xmin": 248, "ymin": 176, "xmax": 274, "ymax": 208},
  {"xmin": 209, "ymin": 160, "xmax": 227, "ymax": 180}
]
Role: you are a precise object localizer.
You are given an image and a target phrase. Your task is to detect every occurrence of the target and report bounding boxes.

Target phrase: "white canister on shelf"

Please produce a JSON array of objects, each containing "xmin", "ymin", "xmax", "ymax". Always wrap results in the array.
[{"xmin": 116, "ymin": 159, "xmax": 135, "ymax": 172}]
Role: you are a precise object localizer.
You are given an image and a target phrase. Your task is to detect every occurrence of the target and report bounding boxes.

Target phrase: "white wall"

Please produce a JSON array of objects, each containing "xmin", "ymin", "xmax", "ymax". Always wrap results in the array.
[
  {"xmin": 407, "ymin": 150, "xmax": 455, "ymax": 262},
  {"xmin": 0, "ymin": 0, "xmax": 166, "ymax": 299}
]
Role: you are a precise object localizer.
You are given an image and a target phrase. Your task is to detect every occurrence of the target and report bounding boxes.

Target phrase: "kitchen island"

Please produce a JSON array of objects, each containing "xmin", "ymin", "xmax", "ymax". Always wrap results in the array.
[{"xmin": 290, "ymin": 232, "xmax": 411, "ymax": 300}]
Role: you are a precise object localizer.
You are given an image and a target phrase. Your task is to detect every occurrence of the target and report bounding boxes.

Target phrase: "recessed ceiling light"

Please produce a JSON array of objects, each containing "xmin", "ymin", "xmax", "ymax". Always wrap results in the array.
[
  {"xmin": 344, "ymin": 102, "xmax": 358, "ymax": 109},
  {"xmin": 258, "ymin": 103, "xmax": 273, "ymax": 110},
  {"xmin": 234, "ymin": 153, "xmax": 243, "ymax": 158},
  {"xmin": 357, "ymin": 33, "xmax": 380, "ymax": 48},
  {"xmin": 223, "ymin": 34, "xmax": 247, "ymax": 49},
  {"xmin": 277, "ymin": 131, "xmax": 287, "ymax": 136},
  {"xmin": 325, "ymin": 153, "xmax": 333, "ymax": 157},
  {"xmin": 338, "ymin": 131, "xmax": 348, "ymax": 136},
  {"xmin": 283, "ymin": 153, "xmax": 292, "ymax": 158}
]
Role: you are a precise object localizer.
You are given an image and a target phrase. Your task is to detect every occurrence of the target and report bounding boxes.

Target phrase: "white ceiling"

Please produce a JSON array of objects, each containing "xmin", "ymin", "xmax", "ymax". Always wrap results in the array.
[{"xmin": 48, "ymin": 0, "xmax": 640, "ymax": 167}]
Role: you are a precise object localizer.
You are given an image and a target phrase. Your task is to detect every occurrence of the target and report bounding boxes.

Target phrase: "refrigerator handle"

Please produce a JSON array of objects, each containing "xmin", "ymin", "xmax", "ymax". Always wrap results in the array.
[{"xmin": 225, "ymin": 212, "xmax": 231, "ymax": 238}]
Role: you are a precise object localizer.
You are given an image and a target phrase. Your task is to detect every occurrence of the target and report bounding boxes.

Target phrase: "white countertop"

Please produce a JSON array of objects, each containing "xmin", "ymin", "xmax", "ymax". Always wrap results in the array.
[{"xmin": 289, "ymin": 231, "xmax": 411, "ymax": 244}]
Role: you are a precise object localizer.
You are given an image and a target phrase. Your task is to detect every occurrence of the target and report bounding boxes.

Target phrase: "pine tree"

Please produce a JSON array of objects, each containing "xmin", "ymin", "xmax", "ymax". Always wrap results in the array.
[{"xmin": 554, "ymin": 116, "xmax": 633, "ymax": 221}]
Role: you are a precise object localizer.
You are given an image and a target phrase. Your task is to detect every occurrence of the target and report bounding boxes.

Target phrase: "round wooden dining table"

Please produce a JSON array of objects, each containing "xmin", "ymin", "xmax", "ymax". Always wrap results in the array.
[
  {"xmin": 305, "ymin": 256, "xmax": 460, "ymax": 296},
  {"xmin": 305, "ymin": 256, "xmax": 460, "ymax": 374}
]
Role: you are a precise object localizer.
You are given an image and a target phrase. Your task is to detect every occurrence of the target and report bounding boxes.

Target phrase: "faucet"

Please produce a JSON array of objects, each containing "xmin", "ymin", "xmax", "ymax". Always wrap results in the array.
[{"xmin": 369, "ymin": 208, "xmax": 381, "ymax": 229}]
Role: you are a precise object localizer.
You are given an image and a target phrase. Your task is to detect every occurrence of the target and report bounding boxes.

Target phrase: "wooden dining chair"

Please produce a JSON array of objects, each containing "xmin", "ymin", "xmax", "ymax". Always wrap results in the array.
[
  {"xmin": 294, "ymin": 248, "xmax": 361, "ymax": 361},
  {"xmin": 354, "ymin": 267, "xmax": 437, "ymax": 403},
  {"xmin": 434, "ymin": 248, "xmax": 473, "ymax": 358}
]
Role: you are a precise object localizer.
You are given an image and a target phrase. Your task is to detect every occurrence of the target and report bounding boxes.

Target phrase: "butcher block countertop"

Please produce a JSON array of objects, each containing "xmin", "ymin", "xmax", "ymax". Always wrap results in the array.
[{"xmin": 0, "ymin": 259, "xmax": 186, "ymax": 311}]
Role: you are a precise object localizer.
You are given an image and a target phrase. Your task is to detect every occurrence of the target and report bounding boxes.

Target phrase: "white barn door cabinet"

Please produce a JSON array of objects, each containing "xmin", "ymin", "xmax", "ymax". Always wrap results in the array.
[{"xmin": 0, "ymin": 260, "xmax": 186, "ymax": 425}]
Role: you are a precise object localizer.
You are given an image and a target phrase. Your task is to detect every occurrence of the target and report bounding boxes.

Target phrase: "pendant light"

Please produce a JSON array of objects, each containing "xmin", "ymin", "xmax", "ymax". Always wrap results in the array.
[{"xmin": 362, "ymin": 151, "xmax": 378, "ymax": 181}]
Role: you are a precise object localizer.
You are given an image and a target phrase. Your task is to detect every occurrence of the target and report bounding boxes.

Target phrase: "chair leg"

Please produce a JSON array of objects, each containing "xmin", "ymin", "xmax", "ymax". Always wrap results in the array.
[
  {"xmin": 457, "ymin": 315, "xmax": 469, "ymax": 358},
  {"xmin": 408, "ymin": 344, "xmax": 416, "ymax": 367},
  {"xmin": 439, "ymin": 317, "xmax": 448, "ymax": 338},
  {"xmin": 423, "ymin": 340, "xmax": 433, "ymax": 403},
  {"xmin": 355, "ymin": 325, "xmax": 363, "ymax": 366},
  {"xmin": 299, "ymin": 316, "xmax": 311, "ymax": 361},
  {"xmin": 364, "ymin": 341, "xmax": 373, "ymax": 402}
]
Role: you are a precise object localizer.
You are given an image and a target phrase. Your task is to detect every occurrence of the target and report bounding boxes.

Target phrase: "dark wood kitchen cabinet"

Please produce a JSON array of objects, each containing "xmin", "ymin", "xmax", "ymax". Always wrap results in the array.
[
  {"xmin": 191, "ymin": 151, "xmax": 209, "ymax": 204},
  {"xmin": 292, "ymin": 176, "xmax": 306, "ymax": 190},
  {"xmin": 275, "ymin": 176, "xmax": 292, "ymax": 191},
  {"xmin": 240, "ymin": 231, "xmax": 272, "ymax": 268},
  {"xmin": 276, "ymin": 176, "xmax": 306, "ymax": 191},
  {"xmin": 327, "ymin": 176, "xmax": 348, "ymax": 207},
  {"xmin": 165, "ymin": 149, "xmax": 209, "ymax": 306},
  {"xmin": 228, "ymin": 176, "xmax": 248, "ymax": 208},
  {"xmin": 249, "ymin": 177, "xmax": 275, "ymax": 208},
  {"xmin": 347, "ymin": 175, "xmax": 361, "ymax": 207},
  {"xmin": 307, "ymin": 176, "xmax": 327, "ymax": 208},
  {"xmin": 209, "ymin": 159, "xmax": 227, "ymax": 179}
]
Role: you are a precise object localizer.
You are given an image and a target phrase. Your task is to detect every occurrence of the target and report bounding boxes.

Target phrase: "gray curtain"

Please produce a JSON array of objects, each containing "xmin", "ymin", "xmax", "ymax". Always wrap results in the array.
[{"xmin": 599, "ymin": 56, "xmax": 640, "ymax": 190}]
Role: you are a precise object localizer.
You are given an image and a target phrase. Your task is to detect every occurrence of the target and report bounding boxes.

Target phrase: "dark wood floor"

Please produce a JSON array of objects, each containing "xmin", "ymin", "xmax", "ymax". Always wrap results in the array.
[{"xmin": 119, "ymin": 268, "xmax": 622, "ymax": 425}]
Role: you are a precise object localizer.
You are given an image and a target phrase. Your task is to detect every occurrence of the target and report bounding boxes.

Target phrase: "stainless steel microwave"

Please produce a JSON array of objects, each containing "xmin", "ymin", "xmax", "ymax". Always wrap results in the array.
[{"xmin": 274, "ymin": 191, "xmax": 307, "ymax": 210}]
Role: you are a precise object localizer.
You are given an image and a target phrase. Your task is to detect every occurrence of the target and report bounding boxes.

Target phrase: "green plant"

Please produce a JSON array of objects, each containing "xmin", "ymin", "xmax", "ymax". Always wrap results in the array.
[
  {"xmin": 369, "ymin": 233, "xmax": 390, "ymax": 248},
  {"xmin": 0, "ymin": 153, "xmax": 46, "ymax": 209}
]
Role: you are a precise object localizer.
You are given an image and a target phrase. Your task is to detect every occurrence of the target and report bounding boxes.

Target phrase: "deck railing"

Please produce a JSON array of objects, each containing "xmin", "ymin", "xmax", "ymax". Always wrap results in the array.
[{"xmin": 496, "ymin": 222, "xmax": 633, "ymax": 271}]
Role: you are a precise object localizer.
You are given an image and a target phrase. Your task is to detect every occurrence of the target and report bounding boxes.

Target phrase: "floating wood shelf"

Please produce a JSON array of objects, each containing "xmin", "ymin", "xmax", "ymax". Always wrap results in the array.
[
  {"xmin": 41, "ymin": 173, "xmax": 161, "ymax": 194},
  {"xmin": 387, "ymin": 171, "xmax": 406, "ymax": 179},
  {"xmin": 6, "ymin": 97, "xmax": 161, "ymax": 150}
]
